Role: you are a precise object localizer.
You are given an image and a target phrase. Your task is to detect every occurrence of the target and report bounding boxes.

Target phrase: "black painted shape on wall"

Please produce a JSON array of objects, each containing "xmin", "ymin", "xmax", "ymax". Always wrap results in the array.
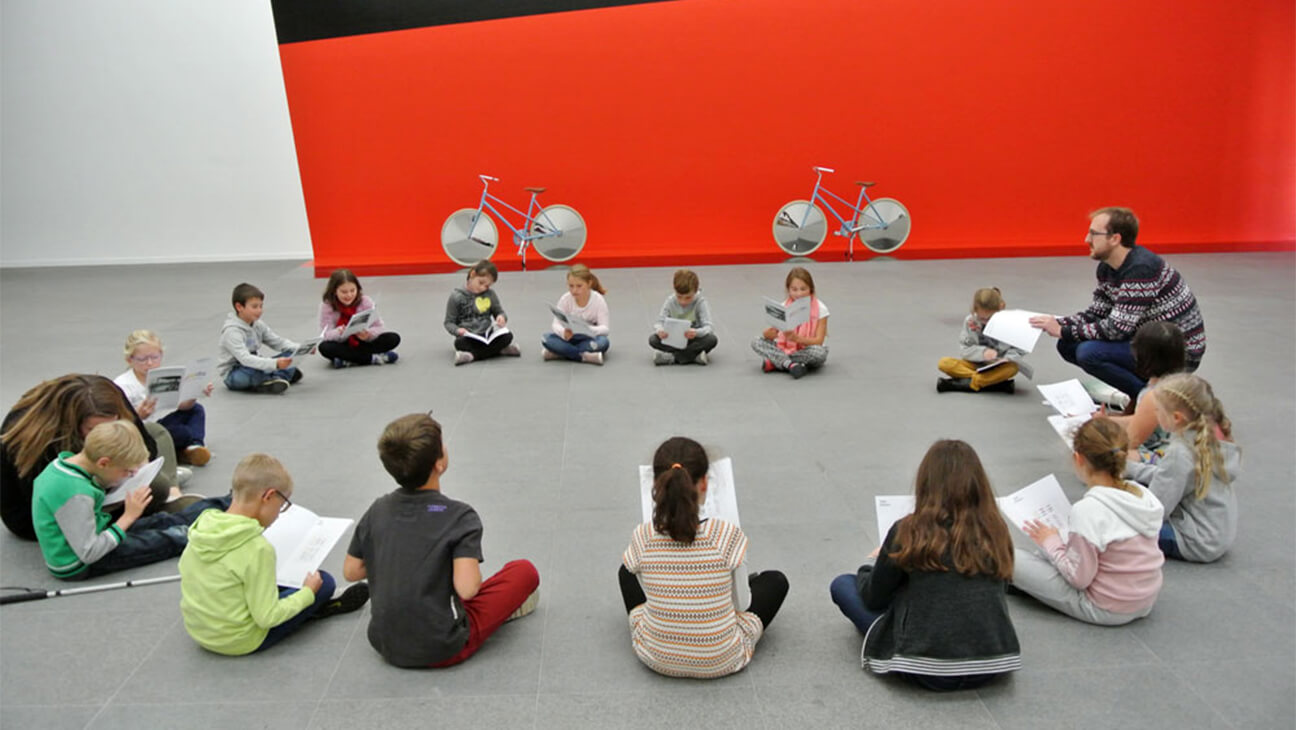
[{"xmin": 271, "ymin": 0, "xmax": 679, "ymax": 44}]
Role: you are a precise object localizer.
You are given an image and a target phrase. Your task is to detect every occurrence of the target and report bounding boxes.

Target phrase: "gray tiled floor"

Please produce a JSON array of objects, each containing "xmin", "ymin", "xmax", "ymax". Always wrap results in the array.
[{"xmin": 1, "ymin": 253, "xmax": 1293, "ymax": 729}]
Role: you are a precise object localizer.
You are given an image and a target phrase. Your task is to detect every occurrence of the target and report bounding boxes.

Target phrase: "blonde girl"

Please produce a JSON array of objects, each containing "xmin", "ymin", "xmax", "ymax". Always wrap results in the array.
[
  {"xmin": 936, "ymin": 287, "xmax": 1026, "ymax": 394},
  {"xmin": 1124, "ymin": 373, "xmax": 1239, "ymax": 562},
  {"xmin": 1012, "ymin": 417, "xmax": 1165, "ymax": 625},
  {"xmin": 751, "ymin": 266, "xmax": 828, "ymax": 379},
  {"xmin": 542, "ymin": 264, "xmax": 610, "ymax": 365},
  {"xmin": 113, "ymin": 331, "xmax": 213, "ymax": 466}
]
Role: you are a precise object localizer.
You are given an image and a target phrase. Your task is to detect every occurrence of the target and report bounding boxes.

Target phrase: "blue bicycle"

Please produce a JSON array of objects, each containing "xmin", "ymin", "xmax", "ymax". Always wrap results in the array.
[
  {"xmin": 441, "ymin": 175, "xmax": 587, "ymax": 268},
  {"xmin": 773, "ymin": 166, "xmax": 911, "ymax": 258}
]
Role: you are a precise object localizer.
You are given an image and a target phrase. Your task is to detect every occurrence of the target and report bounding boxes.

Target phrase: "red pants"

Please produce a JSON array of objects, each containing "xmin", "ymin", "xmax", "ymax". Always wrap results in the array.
[{"xmin": 432, "ymin": 559, "xmax": 539, "ymax": 667}]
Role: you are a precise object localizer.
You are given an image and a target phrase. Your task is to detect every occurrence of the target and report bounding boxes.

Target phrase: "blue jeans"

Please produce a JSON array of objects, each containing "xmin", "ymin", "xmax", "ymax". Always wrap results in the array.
[
  {"xmin": 158, "ymin": 403, "xmax": 206, "ymax": 449},
  {"xmin": 255, "ymin": 571, "xmax": 336, "ymax": 652},
  {"xmin": 1056, "ymin": 338, "xmax": 1145, "ymax": 402},
  {"xmin": 830, "ymin": 573, "xmax": 882, "ymax": 634},
  {"xmin": 223, "ymin": 359, "xmax": 299, "ymax": 391},
  {"xmin": 1159, "ymin": 521, "xmax": 1184, "ymax": 560},
  {"xmin": 85, "ymin": 495, "xmax": 231, "ymax": 578},
  {"xmin": 542, "ymin": 333, "xmax": 609, "ymax": 361}
]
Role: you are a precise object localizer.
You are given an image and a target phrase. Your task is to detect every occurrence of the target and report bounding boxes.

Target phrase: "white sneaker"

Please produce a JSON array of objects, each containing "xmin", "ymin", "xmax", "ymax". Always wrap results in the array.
[
  {"xmin": 507, "ymin": 589, "xmax": 539, "ymax": 621},
  {"xmin": 176, "ymin": 466, "xmax": 193, "ymax": 488},
  {"xmin": 454, "ymin": 351, "xmax": 474, "ymax": 366},
  {"xmin": 653, "ymin": 351, "xmax": 674, "ymax": 366},
  {"xmin": 580, "ymin": 352, "xmax": 604, "ymax": 366},
  {"xmin": 500, "ymin": 344, "xmax": 521, "ymax": 357},
  {"xmin": 695, "ymin": 351, "xmax": 709, "ymax": 366},
  {"xmin": 542, "ymin": 349, "xmax": 562, "ymax": 361}
]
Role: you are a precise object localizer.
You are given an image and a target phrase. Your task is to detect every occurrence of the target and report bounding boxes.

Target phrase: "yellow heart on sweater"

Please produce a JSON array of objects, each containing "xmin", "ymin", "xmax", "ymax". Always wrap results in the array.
[{"xmin": 475, "ymin": 296, "xmax": 491, "ymax": 313}]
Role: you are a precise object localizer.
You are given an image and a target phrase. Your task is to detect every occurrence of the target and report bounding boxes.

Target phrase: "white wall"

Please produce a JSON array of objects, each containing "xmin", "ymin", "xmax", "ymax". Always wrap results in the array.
[{"xmin": 0, "ymin": 1, "xmax": 312, "ymax": 267}]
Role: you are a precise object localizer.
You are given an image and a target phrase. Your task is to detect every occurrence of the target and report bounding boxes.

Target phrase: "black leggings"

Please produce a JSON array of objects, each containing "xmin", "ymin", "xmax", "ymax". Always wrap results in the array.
[
  {"xmin": 318, "ymin": 332, "xmax": 401, "ymax": 365},
  {"xmin": 618, "ymin": 564, "xmax": 789, "ymax": 629},
  {"xmin": 454, "ymin": 331, "xmax": 514, "ymax": 359}
]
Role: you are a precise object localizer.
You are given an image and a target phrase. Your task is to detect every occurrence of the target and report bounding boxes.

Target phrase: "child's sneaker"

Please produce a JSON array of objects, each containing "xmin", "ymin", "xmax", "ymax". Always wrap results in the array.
[
  {"xmin": 314, "ymin": 582, "xmax": 370, "ymax": 619},
  {"xmin": 762, "ymin": 359, "xmax": 775, "ymax": 373},
  {"xmin": 288, "ymin": 370, "xmax": 304, "ymax": 385},
  {"xmin": 936, "ymin": 377, "xmax": 973, "ymax": 393},
  {"xmin": 454, "ymin": 351, "xmax": 474, "ymax": 366},
  {"xmin": 695, "ymin": 351, "xmax": 709, "ymax": 366},
  {"xmin": 182, "ymin": 445, "xmax": 212, "ymax": 466},
  {"xmin": 542, "ymin": 349, "xmax": 562, "ymax": 361},
  {"xmin": 256, "ymin": 378, "xmax": 290, "ymax": 394},
  {"xmin": 507, "ymin": 589, "xmax": 539, "ymax": 622},
  {"xmin": 330, "ymin": 358, "xmax": 349, "ymax": 369},
  {"xmin": 580, "ymin": 352, "xmax": 604, "ymax": 366},
  {"xmin": 500, "ymin": 344, "xmax": 521, "ymax": 357},
  {"xmin": 383, "ymin": 351, "xmax": 399, "ymax": 364},
  {"xmin": 982, "ymin": 379, "xmax": 1016, "ymax": 394},
  {"xmin": 176, "ymin": 466, "xmax": 194, "ymax": 487},
  {"xmin": 653, "ymin": 351, "xmax": 674, "ymax": 366},
  {"xmin": 789, "ymin": 362, "xmax": 808, "ymax": 379}
]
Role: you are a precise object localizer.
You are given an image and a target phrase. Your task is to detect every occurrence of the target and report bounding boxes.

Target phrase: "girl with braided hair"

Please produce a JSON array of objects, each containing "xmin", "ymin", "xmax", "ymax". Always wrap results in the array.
[
  {"xmin": 1012, "ymin": 417, "xmax": 1165, "ymax": 625},
  {"xmin": 1124, "ymin": 374, "xmax": 1240, "ymax": 562}
]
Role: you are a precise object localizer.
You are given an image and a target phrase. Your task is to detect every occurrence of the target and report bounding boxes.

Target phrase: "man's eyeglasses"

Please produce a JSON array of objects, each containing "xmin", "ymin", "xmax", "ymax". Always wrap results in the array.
[{"xmin": 1086, "ymin": 230, "xmax": 1114, "ymax": 239}]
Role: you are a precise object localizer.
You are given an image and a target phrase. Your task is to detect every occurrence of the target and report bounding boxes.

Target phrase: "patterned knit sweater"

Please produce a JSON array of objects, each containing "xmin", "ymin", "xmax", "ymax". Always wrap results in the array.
[
  {"xmin": 622, "ymin": 519, "xmax": 763, "ymax": 678},
  {"xmin": 1058, "ymin": 246, "xmax": 1205, "ymax": 367}
]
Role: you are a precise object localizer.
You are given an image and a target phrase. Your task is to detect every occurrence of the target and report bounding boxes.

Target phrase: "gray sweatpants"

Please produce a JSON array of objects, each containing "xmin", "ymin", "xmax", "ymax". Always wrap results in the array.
[
  {"xmin": 1012, "ymin": 548, "xmax": 1153, "ymax": 626},
  {"xmin": 750, "ymin": 337, "xmax": 828, "ymax": 370}
]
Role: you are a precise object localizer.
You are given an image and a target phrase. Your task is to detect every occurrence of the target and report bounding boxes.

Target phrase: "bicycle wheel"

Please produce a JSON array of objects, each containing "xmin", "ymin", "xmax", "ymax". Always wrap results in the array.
[
  {"xmin": 857, "ymin": 197, "xmax": 911, "ymax": 254},
  {"xmin": 772, "ymin": 200, "xmax": 827, "ymax": 256},
  {"xmin": 441, "ymin": 208, "xmax": 498, "ymax": 266},
  {"xmin": 530, "ymin": 204, "xmax": 586, "ymax": 263}
]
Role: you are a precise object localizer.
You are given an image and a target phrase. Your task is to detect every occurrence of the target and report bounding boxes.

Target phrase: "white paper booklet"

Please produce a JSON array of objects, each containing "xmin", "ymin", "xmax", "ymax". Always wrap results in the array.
[
  {"xmin": 657, "ymin": 317, "xmax": 692, "ymax": 349},
  {"xmin": 1038, "ymin": 379, "xmax": 1100, "ymax": 417},
  {"xmin": 762, "ymin": 296, "xmax": 810, "ymax": 331},
  {"xmin": 996, "ymin": 474, "xmax": 1072, "ymax": 542},
  {"xmin": 339, "ymin": 309, "xmax": 377, "ymax": 339},
  {"xmin": 1047, "ymin": 413, "xmax": 1090, "ymax": 449},
  {"xmin": 548, "ymin": 304, "xmax": 593, "ymax": 336},
  {"xmin": 462, "ymin": 324, "xmax": 511, "ymax": 345},
  {"xmin": 146, "ymin": 357, "xmax": 214, "ymax": 412},
  {"xmin": 639, "ymin": 456, "xmax": 740, "ymax": 527},
  {"xmin": 287, "ymin": 336, "xmax": 324, "ymax": 360},
  {"xmin": 874, "ymin": 495, "xmax": 916, "ymax": 544},
  {"xmin": 102, "ymin": 457, "xmax": 165, "ymax": 506},
  {"xmin": 975, "ymin": 357, "xmax": 1035, "ymax": 380},
  {"xmin": 261, "ymin": 504, "xmax": 354, "ymax": 589},
  {"xmin": 983, "ymin": 309, "xmax": 1046, "ymax": 353}
]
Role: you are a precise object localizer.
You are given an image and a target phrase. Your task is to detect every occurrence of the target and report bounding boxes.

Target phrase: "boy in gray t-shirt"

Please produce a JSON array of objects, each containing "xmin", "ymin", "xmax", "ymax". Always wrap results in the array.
[
  {"xmin": 649, "ymin": 269, "xmax": 718, "ymax": 365},
  {"xmin": 345, "ymin": 413, "xmax": 539, "ymax": 667}
]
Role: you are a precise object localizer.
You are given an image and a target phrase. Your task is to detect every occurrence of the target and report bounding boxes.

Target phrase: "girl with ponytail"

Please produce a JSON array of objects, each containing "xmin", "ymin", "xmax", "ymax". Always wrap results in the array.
[
  {"xmin": 1124, "ymin": 374, "xmax": 1240, "ymax": 562},
  {"xmin": 1013, "ymin": 417, "xmax": 1165, "ymax": 625},
  {"xmin": 619, "ymin": 437, "xmax": 788, "ymax": 678}
]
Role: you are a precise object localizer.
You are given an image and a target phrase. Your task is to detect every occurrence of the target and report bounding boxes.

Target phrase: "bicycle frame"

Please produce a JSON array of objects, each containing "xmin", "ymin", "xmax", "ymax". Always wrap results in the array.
[
  {"xmin": 800, "ymin": 167, "xmax": 887, "ymax": 237},
  {"xmin": 469, "ymin": 175, "xmax": 566, "ymax": 268}
]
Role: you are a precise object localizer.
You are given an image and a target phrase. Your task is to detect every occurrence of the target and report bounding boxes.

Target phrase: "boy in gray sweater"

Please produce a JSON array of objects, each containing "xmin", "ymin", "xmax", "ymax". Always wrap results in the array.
[
  {"xmin": 218, "ymin": 283, "xmax": 306, "ymax": 394},
  {"xmin": 649, "ymin": 270, "xmax": 718, "ymax": 366}
]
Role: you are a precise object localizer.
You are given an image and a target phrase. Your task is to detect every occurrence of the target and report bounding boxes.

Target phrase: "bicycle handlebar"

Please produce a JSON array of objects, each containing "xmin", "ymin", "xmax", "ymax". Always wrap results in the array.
[
  {"xmin": 478, "ymin": 174, "xmax": 500, "ymax": 183},
  {"xmin": 812, "ymin": 166, "xmax": 835, "ymax": 174}
]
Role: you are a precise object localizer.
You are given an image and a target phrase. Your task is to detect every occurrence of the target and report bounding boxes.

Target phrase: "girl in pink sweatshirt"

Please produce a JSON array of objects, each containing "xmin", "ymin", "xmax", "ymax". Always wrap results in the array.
[{"xmin": 1011, "ymin": 417, "xmax": 1165, "ymax": 625}]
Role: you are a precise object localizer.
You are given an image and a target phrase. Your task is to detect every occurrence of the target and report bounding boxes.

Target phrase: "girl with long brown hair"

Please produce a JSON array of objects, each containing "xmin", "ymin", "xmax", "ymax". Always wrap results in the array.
[{"xmin": 830, "ymin": 440, "xmax": 1021, "ymax": 690}]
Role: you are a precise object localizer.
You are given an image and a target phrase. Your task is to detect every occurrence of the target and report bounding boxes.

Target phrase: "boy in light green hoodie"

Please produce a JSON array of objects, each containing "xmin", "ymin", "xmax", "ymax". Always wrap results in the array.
[{"xmin": 178, "ymin": 453, "xmax": 368, "ymax": 655}]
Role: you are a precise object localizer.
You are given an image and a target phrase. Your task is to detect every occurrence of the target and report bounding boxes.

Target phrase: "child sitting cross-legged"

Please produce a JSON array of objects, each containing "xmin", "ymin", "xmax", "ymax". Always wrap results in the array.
[
  {"xmin": 345, "ymin": 413, "xmax": 540, "ymax": 667},
  {"xmin": 179, "ymin": 453, "xmax": 369, "ymax": 655}
]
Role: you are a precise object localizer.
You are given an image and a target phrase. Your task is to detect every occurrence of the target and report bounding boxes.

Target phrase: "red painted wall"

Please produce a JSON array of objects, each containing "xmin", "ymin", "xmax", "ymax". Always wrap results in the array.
[{"xmin": 278, "ymin": 0, "xmax": 1296, "ymax": 275}]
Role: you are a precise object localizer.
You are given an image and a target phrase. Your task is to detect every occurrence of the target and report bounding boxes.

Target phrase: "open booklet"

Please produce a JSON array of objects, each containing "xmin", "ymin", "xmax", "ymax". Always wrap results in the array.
[
  {"xmin": 261, "ymin": 503, "xmax": 354, "ymax": 589},
  {"xmin": 656, "ymin": 317, "xmax": 692, "ymax": 349},
  {"xmin": 547, "ymin": 304, "xmax": 594, "ymax": 336},
  {"xmin": 462, "ymin": 324, "xmax": 511, "ymax": 345},
  {"xmin": 285, "ymin": 334, "xmax": 324, "ymax": 362},
  {"xmin": 872, "ymin": 473, "xmax": 1073, "ymax": 546},
  {"xmin": 101, "ymin": 457, "xmax": 166, "ymax": 506},
  {"xmin": 339, "ymin": 308, "xmax": 377, "ymax": 339},
  {"xmin": 762, "ymin": 296, "xmax": 810, "ymax": 331},
  {"xmin": 639, "ymin": 456, "xmax": 740, "ymax": 527},
  {"xmin": 983, "ymin": 309, "xmax": 1046, "ymax": 353},
  {"xmin": 145, "ymin": 357, "xmax": 214, "ymax": 413},
  {"xmin": 975, "ymin": 357, "xmax": 1035, "ymax": 380},
  {"xmin": 1038, "ymin": 379, "xmax": 1100, "ymax": 418}
]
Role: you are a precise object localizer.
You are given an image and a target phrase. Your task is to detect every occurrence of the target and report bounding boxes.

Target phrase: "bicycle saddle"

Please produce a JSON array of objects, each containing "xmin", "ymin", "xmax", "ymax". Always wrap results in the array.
[
  {"xmin": 855, "ymin": 181, "xmax": 876, "ymax": 188},
  {"xmin": 523, "ymin": 187, "xmax": 547, "ymax": 194}
]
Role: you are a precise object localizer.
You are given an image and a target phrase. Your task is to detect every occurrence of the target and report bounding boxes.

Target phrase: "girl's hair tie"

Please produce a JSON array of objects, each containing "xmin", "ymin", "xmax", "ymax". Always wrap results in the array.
[
  {"xmin": 670, "ymin": 463, "xmax": 683, "ymax": 470},
  {"xmin": 1110, "ymin": 448, "xmax": 1124, "ymax": 456}
]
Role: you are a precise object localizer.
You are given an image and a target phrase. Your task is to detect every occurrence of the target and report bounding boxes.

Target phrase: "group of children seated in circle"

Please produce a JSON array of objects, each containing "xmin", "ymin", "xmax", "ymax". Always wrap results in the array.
[{"xmin": 9, "ymin": 262, "xmax": 1240, "ymax": 689}]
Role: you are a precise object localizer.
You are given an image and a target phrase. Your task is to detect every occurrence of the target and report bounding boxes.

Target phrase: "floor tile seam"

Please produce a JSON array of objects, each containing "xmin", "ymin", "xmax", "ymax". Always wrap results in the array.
[
  {"xmin": 80, "ymin": 613, "xmax": 183, "ymax": 728},
  {"xmin": 531, "ymin": 481, "xmax": 563, "ymax": 727},
  {"xmin": 1158, "ymin": 662, "xmax": 1240, "ymax": 730},
  {"xmin": 311, "ymin": 612, "xmax": 371, "ymax": 725}
]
